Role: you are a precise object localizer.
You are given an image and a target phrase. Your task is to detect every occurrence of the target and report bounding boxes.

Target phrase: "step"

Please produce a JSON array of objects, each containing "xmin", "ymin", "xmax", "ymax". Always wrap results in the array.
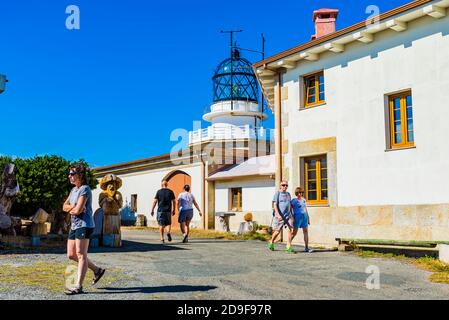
[
  {"xmin": 336, "ymin": 238, "xmax": 449, "ymax": 248},
  {"xmin": 356, "ymin": 244, "xmax": 438, "ymax": 258}
]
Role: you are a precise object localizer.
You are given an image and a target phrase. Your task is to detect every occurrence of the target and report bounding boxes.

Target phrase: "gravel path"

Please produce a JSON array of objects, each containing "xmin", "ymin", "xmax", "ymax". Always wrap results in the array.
[{"xmin": 1, "ymin": 229, "xmax": 448, "ymax": 300}]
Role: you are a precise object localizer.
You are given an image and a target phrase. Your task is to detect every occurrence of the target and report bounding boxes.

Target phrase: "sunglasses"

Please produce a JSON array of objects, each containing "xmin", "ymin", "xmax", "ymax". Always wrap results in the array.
[
  {"xmin": 69, "ymin": 172, "xmax": 77, "ymax": 176},
  {"xmin": 281, "ymin": 184, "xmax": 288, "ymax": 187}
]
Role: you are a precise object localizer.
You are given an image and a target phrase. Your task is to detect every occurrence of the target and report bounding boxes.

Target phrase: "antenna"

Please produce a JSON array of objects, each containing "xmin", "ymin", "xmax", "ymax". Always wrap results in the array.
[{"xmin": 220, "ymin": 30, "xmax": 243, "ymax": 111}]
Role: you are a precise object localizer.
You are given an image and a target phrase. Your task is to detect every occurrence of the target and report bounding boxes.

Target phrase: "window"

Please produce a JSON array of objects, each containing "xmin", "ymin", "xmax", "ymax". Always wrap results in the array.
[
  {"xmin": 304, "ymin": 156, "xmax": 328, "ymax": 205},
  {"xmin": 230, "ymin": 188, "xmax": 242, "ymax": 212},
  {"xmin": 388, "ymin": 91, "xmax": 414, "ymax": 149},
  {"xmin": 131, "ymin": 194, "xmax": 138, "ymax": 213},
  {"xmin": 304, "ymin": 71, "xmax": 325, "ymax": 108}
]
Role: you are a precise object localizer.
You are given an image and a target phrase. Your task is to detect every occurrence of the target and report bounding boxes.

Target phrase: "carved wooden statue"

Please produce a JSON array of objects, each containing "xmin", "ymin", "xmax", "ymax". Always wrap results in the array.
[
  {"xmin": 99, "ymin": 174, "xmax": 123, "ymax": 247},
  {"xmin": 0, "ymin": 164, "xmax": 20, "ymax": 235}
]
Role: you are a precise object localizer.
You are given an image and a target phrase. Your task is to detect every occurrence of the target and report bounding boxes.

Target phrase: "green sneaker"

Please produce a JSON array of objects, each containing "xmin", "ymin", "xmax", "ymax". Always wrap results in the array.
[
  {"xmin": 285, "ymin": 247, "xmax": 295, "ymax": 254},
  {"xmin": 268, "ymin": 243, "xmax": 275, "ymax": 251}
]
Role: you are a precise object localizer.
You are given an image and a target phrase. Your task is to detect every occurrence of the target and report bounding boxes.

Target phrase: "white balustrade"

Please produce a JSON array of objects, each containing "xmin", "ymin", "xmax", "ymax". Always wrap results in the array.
[{"xmin": 189, "ymin": 125, "xmax": 275, "ymax": 144}]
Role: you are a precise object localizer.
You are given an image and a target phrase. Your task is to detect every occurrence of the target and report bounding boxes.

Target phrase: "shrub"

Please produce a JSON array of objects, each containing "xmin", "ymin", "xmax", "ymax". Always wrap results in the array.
[{"xmin": 0, "ymin": 155, "xmax": 98, "ymax": 217}]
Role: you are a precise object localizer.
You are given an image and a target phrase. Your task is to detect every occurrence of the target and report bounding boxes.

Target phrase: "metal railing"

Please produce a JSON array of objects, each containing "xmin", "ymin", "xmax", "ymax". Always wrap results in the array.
[
  {"xmin": 189, "ymin": 125, "xmax": 274, "ymax": 144},
  {"xmin": 209, "ymin": 100, "xmax": 261, "ymax": 114}
]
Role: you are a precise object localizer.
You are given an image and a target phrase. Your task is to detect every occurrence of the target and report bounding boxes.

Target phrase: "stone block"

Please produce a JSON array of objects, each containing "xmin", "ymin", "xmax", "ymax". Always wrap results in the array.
[
  {"xmin": 335, "ymin": 207, "xmax": 360, "ymax": 225},
  {"xmin": 281, "ymin": 114, "xmax": 289, "ymax": 127},
  {"xmin": 305, "ymin": 224, "xmax": 338, "ymax": 245},
  {"xmin": 309, "ymin": 207, "xmax": 333, "ymax": 225},
  {"xmin": 294, "ymin": 137, "xmax": 337, "ymax": 155},
  {"xmin": 431, "ymin": 227, "xmax": 449, "ymax": 241},
  {"xmin": 281, "ymin": 166, "xmax": 290, "ymax": 182},
  {"xmin": 397, "ymin": 226, "xmax": 432, "ymax": 241},
  {"xmin": 416, "ymin": 204, "xmax": 449, "ymax": 227},
  {"xmin": 282, "ymin": 140, "xmax": 289, "ymax": 154},
  {"xmin": 359, "ymin": 206, "xmax": 393, "ymax": 226},
  {"xmin": 438, "ymin": 244, "xmax": 449, "ymax": 264},
  {"xmin": 338, "ymin": 244, "xmax": 354, "ymax": 252},
  {"xmin": 393, "ymin": 206, "xmax": 417, "ymax": 227},
  {"xmin": 365, "ymin": 225, "xmax": 399, "ymax": 240},
  {"xmin": 281, "ymin": 86, "xmax": 289, "ymax": 101}
]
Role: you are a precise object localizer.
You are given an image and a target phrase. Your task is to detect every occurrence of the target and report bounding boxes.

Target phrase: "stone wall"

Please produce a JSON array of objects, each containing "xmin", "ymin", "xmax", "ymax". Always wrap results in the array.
[{"xmin": 296, "ymin": 204, "xmax": 449, "ymax": 247}]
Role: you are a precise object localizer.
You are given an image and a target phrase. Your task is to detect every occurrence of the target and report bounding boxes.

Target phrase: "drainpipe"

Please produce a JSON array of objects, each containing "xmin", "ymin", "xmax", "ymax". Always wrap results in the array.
[
  {"xmin": 275, "ymin": 72, "xmax": 283, "ymax": 183},
  {"xmin": 200, "ymin": 154, "xmax": 206, "ymax": 230}
]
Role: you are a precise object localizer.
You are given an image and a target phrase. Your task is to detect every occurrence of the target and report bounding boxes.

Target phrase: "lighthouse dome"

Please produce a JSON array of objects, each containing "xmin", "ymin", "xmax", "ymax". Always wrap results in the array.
[{"xmin": 212, "ymin": 49, "xmax": 259, "ymax": 103}]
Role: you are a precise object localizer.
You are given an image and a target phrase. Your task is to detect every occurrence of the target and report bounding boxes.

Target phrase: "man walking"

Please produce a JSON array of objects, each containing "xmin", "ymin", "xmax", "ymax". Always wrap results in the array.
[
  {"xmin": 151, "ymin": 180, "xmax": 176, "ymax": 243},
  {"xmin": 268, "ymin": 180, "xmax": 294, "ymax": 253}
]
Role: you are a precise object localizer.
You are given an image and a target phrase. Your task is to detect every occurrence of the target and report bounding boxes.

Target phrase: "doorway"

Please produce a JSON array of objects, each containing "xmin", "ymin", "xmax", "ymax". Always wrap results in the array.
[{"xmin": 165, "ymin": 170, "xmax": 191, "ymax": 229}]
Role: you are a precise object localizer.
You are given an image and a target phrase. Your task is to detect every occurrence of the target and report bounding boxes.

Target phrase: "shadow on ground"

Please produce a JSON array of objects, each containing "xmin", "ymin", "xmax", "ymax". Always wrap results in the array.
[
  {"xmin": 93, "ymin": 285, "xmax": 218, "ymax": 295},
  {"xmin": 0, "ymin": 240, "xmax": 188, "ymax": 255}
]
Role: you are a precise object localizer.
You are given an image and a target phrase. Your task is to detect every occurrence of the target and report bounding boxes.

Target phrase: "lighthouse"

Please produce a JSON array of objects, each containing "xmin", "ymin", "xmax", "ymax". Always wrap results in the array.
[{"xmin": 189, "ymin": 48, "xmax": 273, "ymax": 164}]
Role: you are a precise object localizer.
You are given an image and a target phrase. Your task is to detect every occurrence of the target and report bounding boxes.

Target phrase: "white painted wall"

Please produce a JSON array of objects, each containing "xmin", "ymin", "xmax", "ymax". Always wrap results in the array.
[
  {"xmin": 92, "ymin": 163, "xmax": 203, "ymax": 227},
  {"xmin": 215, "ymin": 177, "xmax": 276, "ymax": 231},
  {"xmin": 283, "ymin": 14, "xmax": 449, "ymax": 206},
  {"xmin": 208, "ymin": 101, "xmax": 264, "ymax": 127}
]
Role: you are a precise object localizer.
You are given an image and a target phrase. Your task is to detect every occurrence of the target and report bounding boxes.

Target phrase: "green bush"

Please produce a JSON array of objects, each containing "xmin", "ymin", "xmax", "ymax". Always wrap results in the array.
[{"xmin": 0, "ymin": 155, "xmax": 98, "ymax": 217}]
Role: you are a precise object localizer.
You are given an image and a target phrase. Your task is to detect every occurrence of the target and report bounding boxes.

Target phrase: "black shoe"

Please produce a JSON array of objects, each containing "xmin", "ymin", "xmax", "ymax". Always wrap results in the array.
[
  {"xmin": 92, "ymin": 268, "xmax": 106, "ymax": 285},
  {"xmin": 167, "ymin": 233, "xmax": 172, "ymax": 242},
  {"xmin": 182, "ymin": 234, "xmax": 188, "ymax": 243},
  {"xmin": 64, "ymin": 287, "xmax": 84, "ymax": 295}
]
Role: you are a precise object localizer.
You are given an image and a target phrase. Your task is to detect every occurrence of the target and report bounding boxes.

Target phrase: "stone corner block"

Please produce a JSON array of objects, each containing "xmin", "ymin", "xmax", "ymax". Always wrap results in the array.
[{"xmin": 438, "ymin": 244, "xmax": 449, "ymax": 264}]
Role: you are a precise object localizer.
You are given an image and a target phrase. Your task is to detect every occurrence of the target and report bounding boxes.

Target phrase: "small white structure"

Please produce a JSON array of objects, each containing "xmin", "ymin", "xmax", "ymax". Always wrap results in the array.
[
  {"xmin": 255, "ymin": 0, "xmax": 449, "ymax": 246},
  {"xmin": 439, "ymin": 244, "xmax": 449, "ymax": 264},
  {"xmin": 208, "ymin": 155, "xmax": 275, "ymax": 232}
]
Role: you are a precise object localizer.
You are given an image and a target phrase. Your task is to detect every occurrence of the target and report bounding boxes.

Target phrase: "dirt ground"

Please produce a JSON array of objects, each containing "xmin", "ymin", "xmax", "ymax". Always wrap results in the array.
[{"xmin": 1, "ymin": 228, "xmax": 448, "ymax": 300}]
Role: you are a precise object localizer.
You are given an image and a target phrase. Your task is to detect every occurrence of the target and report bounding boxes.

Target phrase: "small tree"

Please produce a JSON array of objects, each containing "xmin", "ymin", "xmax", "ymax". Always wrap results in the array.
[{"xmin": 0, "ymin": 155, "xmax": 98, "ymax": 218}]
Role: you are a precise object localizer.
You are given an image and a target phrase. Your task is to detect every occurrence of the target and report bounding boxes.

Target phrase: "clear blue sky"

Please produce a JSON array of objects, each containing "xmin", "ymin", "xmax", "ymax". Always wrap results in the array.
[{"xmin": 0, "ymin": 0, "xmax": 410, "ymax": 167}]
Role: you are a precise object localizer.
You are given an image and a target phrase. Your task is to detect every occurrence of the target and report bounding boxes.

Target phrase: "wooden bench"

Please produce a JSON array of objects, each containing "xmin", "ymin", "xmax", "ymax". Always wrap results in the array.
[
  {"xmin": 336, "ymin": 238, "xmax": 449, "ymax": 248},
  {"xmin": 335, "ymin": 238, "xmax": 449, "ymax": 257}
]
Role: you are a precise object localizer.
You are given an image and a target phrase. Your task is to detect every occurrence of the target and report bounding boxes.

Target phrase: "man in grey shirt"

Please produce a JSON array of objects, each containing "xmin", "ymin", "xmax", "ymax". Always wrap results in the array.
[{"xmin": 268, "ymin": 180, "xmax": 295, "ymax": 253}]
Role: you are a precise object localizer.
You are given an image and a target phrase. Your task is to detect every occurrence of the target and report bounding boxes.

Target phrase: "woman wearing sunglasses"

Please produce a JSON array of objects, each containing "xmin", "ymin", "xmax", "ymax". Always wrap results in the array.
[
  {"xmin": 63, "ymin": 165, "xmax": 105, "ymax": 295},
  {"xmin": 291, "ymin": 187, "xmax": 313, "ymax": 253}
]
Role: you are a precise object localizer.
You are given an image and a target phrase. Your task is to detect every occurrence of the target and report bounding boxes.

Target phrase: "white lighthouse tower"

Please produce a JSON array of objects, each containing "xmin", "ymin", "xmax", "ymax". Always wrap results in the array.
[{"xmin": 189, "ymin": 48, "xmax": 273, "ymax": 163}]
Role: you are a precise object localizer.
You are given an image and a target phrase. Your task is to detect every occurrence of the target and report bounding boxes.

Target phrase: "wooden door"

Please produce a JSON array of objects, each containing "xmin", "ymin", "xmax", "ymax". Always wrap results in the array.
[{"xmin": 167, "ymin": 171, "xmax": 191, "ymax": 229}]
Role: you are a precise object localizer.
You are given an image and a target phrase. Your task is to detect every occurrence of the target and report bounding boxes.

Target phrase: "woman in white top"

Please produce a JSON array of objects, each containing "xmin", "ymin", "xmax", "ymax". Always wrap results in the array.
[{"xmin": 177, "ymin": 184, "xmax": 202, "ymax": 243}]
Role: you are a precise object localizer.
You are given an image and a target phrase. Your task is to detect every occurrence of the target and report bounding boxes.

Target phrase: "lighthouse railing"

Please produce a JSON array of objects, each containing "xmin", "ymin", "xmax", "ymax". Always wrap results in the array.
[
  {"xmin": 210, "ymin": 100, "xmax": 260, "ymax": 113},
  {"xmin": 189, "ymin": 125, "xmax": 274, "ymax": 145}
]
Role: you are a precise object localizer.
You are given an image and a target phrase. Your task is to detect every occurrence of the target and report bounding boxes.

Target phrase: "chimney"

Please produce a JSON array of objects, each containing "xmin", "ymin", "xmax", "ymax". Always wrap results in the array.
[{"xmin": 312, "ymin": 8, "xmax": 339, "ymax": 40}]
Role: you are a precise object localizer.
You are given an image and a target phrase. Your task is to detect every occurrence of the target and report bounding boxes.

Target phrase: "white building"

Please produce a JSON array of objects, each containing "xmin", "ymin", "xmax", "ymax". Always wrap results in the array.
[
  {"xmin": 254, "ymin": 0, "xmax": 449, "ymax": 245},
  {"xmin": 93, "ymin": 49, "xmax": 275, "ymax": 232}
]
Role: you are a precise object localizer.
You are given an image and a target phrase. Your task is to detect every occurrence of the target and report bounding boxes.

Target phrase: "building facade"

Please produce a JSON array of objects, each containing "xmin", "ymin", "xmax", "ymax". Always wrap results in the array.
[{"xmin": 255, "ymin": 0, "xmax": 449, "ymax": 245}]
